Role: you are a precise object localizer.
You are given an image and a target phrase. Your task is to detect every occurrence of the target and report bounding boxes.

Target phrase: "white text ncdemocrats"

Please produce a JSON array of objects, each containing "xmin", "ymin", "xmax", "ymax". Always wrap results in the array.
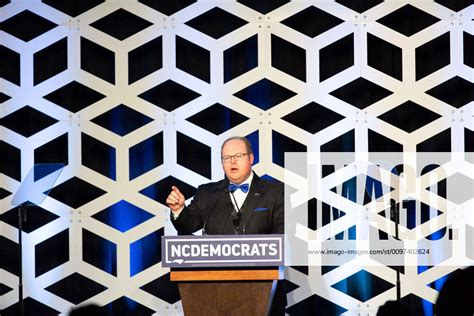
[{"xmin": 170, "ymin": 242, "xmax": 278, "ymax": 257}]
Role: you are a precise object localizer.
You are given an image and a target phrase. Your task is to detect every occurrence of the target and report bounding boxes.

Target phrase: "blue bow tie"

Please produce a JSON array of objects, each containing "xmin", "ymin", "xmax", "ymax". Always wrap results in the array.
[{"xmin": 229, "ymin": 183, "xmax": 249, "ymax": 193}]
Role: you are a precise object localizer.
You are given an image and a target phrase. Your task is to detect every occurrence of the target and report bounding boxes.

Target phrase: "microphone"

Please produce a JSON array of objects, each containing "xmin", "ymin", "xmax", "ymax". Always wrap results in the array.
[
  {"xmin": 390, "ymin": 198, "xmax": 400, "ymax": 240},
  {"xmin": 202, "ymin": 189, "xmax": 227, "ymax": 235},
  {"xmin": 231, "ymin": 210, "xmax": 242, "ymax": 235},
  {"xmin": 230, "ymin": 190, "xmax": 245, "ymax": 234}
]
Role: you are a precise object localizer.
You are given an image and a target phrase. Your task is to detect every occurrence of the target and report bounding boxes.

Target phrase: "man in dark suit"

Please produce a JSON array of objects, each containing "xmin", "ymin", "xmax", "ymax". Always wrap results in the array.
[{"xmin": 166, "ymin": 136, "xmax": 284, "ymax": 235}]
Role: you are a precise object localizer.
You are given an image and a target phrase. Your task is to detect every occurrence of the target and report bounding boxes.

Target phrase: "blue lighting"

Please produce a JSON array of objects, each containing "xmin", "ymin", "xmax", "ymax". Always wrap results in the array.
[
  {"xmin": 98, "ymin": 200, "xmax": 154, "ymax": 233},
  {"xmin": 129, "ymin": 230, "xmax": 162, "ymax": 276},
  {"xmin": 340, "ymin": 177, "xmax": 356, "ymax": 239},
  {"xmin": 246, "ymin": 130, "xmax": 259, "ymax": 164}
]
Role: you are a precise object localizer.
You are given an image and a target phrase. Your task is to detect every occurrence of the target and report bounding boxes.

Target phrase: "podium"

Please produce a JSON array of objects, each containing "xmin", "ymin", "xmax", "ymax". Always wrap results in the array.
[
  {"xmin": 171, "ymin": 268, "xmax": 280, "ymax": 315},
  {"xmin": 163, "ymin": 234, "xmax": 284, "ymax": 315}
]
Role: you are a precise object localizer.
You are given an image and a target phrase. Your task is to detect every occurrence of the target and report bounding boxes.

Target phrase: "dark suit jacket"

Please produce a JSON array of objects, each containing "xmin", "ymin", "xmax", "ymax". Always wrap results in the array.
[{"xmin": 171, "ymin": 173, "xmax": 284, "ymax": 235}]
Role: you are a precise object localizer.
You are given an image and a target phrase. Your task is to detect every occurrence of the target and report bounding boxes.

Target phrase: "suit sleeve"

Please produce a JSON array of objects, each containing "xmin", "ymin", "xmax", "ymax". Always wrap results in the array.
[
  {"xmin": 171, "ymin": 185, "xmax": 206, "ymax": 234},
  {"xmin": 271, "ymin": 183, "xmax": 285, "ymax": 234}
]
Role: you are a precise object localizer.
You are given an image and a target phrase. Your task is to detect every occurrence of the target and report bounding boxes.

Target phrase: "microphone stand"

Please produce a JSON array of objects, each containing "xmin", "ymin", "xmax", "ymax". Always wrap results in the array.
[
  {"xmin": 230, "ymin": 191, "xmax": 244, "ymax": 234},
  {"xmin": 391, "ymin": 199, "xmax": 401, "ymax": 300},
  {"xmin": 17, "ymin": 204, "xmax": 27, "ymax": 316}
]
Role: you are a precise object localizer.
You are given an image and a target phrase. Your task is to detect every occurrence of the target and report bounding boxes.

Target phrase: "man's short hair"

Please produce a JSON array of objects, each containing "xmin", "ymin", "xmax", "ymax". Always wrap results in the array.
[{"xmin": 221, "ymin": 136, "xmax": 253, "ymax": 155}]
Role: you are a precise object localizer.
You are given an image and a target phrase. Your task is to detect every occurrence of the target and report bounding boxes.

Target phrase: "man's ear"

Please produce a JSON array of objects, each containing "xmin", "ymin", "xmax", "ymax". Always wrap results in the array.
[{"xmin": 249, "ymin": 153, "xmax": 254, "ymax": 165}]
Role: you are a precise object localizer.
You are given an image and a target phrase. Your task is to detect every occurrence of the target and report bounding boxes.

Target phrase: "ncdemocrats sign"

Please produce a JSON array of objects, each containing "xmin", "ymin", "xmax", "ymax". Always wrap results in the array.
[{"xmin": 162, "ymin": 235, "xmax": 284, "ymax": 268}]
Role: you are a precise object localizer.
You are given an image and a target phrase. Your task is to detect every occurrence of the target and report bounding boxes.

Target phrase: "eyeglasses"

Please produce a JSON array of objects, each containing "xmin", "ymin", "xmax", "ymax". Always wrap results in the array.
[{"xmin": 221, "ymin": 153, "xmax": 250, "ymax": 163}]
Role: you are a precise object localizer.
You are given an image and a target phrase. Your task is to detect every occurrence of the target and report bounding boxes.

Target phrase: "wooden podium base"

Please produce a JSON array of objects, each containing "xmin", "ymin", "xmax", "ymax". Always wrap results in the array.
[
  {"xmin": 171, "ymin": 269, "xmax": 280, "ymax": 316},
  {"xmin": 178, "ymin": 281, "xmax": 274, "ymax": 316}
]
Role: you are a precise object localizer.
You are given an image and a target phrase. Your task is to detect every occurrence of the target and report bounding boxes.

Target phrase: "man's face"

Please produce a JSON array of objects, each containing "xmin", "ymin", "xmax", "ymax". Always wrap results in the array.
[{"xmin": 221, "ymin": 139, "xmax": 254, "ymax": 184}]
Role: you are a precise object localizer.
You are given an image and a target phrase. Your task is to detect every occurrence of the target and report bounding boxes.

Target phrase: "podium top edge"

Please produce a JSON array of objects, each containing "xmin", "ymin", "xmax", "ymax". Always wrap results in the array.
[{"xmin": 170, "ymin": 269, "xmax": 281, "ymax": 281}]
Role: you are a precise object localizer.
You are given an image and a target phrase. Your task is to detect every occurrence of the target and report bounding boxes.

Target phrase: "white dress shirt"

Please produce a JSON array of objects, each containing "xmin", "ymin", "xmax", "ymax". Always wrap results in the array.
[{"xmin": 229, "ymin": 172, "xmax": 253, "ymax": 211}]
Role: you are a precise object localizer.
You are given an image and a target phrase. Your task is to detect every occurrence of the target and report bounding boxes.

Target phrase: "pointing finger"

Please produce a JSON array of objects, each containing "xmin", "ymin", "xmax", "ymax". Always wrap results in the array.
[
  {"xmin": 172, "ymin": 186, "xmax": 184, "ymax": 200},
  {"xmin": 170, "ymin": 191, "xmax": 179, "ymax": 200}
]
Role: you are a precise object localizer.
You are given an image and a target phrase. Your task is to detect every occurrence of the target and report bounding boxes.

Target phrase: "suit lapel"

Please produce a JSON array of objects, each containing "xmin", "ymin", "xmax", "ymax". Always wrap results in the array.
[
  {"xmin": 207, "ymin": 179, "xmax": 235, "ymax": 234},
  {"xmin": 240, "ymin": 174, "xmax": 263, "ymax": 227}
]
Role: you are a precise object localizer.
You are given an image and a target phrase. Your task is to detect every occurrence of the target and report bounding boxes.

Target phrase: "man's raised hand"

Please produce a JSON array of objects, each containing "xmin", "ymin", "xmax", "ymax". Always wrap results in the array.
[{"xmin": 166, "ymin": 186, "xmax": 185, "ymax": 213}]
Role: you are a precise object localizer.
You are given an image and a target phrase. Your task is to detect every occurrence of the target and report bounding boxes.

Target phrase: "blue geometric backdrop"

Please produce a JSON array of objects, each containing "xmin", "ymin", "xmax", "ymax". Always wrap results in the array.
[{"xmin": 0, "ymin": 1, "xmax": 473, "ymax": 315}]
